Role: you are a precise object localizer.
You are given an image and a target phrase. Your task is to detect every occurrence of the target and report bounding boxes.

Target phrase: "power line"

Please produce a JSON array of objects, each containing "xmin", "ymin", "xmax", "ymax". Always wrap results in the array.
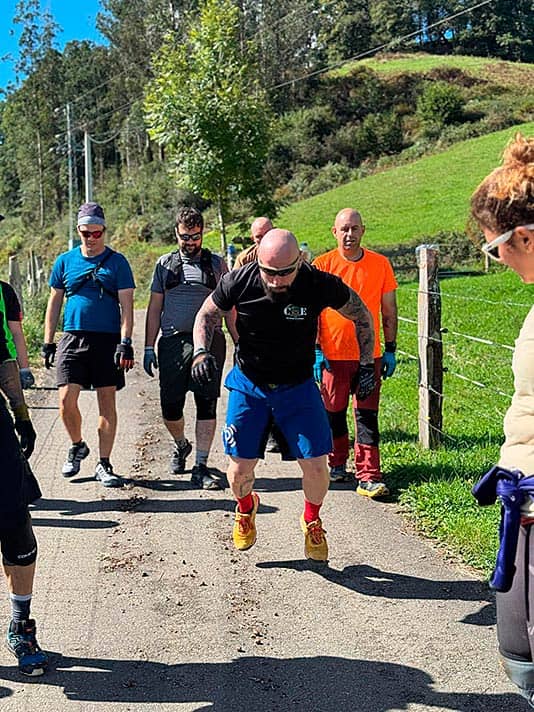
[{"xmin": 269, "ymin": 0, "xmax": 496, "ymax": 90}]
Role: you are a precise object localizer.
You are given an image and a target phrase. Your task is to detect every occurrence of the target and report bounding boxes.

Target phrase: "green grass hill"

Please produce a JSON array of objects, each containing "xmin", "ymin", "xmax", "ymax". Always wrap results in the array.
[{"xmin": 277, "ymin": 121, "xmax": 534, "ymax": 254}]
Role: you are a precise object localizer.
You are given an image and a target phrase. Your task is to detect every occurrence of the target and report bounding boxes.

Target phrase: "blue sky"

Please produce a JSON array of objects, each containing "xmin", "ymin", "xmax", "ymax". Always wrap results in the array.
[{"xmin": 1, "ymin": 0, "xmax": 106, "ymax": 91}]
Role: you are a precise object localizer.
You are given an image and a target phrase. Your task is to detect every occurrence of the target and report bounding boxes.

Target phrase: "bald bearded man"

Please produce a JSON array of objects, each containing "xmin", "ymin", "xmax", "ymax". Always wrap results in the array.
[{"xmin": 191, "ymin": 230, "xmax": 375, "ymax": 562}]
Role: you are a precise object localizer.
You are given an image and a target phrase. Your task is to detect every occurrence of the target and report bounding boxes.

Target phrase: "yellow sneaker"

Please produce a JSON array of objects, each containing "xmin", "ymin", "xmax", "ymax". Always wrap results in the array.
[
  {"xmin": 300, "ymin": 515, "xmax": 328, "ymax": 562},
  {"xmin": 357, "ymin": 480, "xmax": 389, "ymax": 499},
  {"xmin": 233, "ymin": 493, "xmax": 259, "ymax": 551}
]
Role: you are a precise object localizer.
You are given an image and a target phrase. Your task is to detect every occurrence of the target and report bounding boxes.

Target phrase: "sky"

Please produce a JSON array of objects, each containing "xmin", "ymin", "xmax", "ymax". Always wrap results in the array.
[{"xmin": 0, "ymin": 0, "xmax": 106, "ymax": 91}]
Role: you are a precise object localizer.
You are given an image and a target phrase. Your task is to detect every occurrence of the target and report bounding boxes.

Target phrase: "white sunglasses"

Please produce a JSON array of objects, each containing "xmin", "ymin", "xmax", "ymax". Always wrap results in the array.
[{"xmin": 482, "ymin": 224, "xmax": 534, "ymax": 262}]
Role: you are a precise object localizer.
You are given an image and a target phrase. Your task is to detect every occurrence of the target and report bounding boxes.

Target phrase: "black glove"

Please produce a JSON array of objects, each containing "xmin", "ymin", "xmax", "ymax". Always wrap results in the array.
[
  {"xmin": 114, "ymin": 342, "xmax": 134, "ymax": 370},
  {"xmin": 41, "ymin": 342, "xmax": 56, "ymax": 369},
  {"xmin": 191, "ymin": 352, "xmax": 218, "ymax": 387},
  {"xmin": 351, "ymin": 363, "xmax": 376, "ymax": 401},
  {"xmin": 15, "ymin": 418, "xmax": 36, "ymax": 459}
]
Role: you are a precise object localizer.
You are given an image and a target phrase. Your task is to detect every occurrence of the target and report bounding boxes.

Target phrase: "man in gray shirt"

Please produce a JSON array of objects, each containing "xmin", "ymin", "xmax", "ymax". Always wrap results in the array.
[{"xmin": 144, "ymin": 207, "xmax": 236, "ymax": 489}]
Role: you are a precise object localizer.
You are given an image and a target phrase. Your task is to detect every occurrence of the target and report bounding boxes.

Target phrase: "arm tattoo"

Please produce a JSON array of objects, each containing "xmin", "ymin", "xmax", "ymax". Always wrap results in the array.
[
  {"xmin": 336, "ymin": 288, "xmax": 375, "ymax": 364},
  {"xmin": 193, "ymin": 296, "xmax": 228, "ymax": 352}
]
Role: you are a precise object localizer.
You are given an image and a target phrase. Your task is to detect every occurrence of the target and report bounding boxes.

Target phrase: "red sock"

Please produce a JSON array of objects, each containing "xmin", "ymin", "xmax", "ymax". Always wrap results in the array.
[
  {"xmin": 304, "ymin": 499, "xmax": 322, "ymax": 523},
  {"xmin": 237, "ymin": 493, "xmax": 254, "ymax": 514}
]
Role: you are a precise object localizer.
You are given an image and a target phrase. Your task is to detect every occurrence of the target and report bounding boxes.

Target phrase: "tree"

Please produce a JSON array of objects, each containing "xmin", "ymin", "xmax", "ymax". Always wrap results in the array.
[
  {"xmin": 317, "ymin": 0, "xmax": 373, "ymax": 65},
  {"xmin": 144, "ymin": 0, "xmax": 273, "ymax": 255},
  {"xmin": 451, "ymin": 0, "xmax": 534, "ymax": 62}
]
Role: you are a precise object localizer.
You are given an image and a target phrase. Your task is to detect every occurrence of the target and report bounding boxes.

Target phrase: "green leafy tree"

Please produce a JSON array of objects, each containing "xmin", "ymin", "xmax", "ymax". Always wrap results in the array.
[
  {"xmin": 3, "ymin": 2, "xmax": 61, "ymax": 226},
  {"xmin": 317, "ymin": 0, "xmax": 373, "ymax": 65},
  {"xmin": 144, "ymin": 0, "xmax": 272, "ymax": 254},
  {"xmin": 451, "ymin": 0, "xmax": 534, "ymax": 62}
]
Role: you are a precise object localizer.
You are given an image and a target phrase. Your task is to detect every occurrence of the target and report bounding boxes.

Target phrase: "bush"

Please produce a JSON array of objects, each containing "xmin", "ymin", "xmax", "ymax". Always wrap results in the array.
[
  {"xmin": 280, "ymin": 161, "xmax": 353, "ymax": 202},
  {"xmin": 417, "ymin": 81, "xmax": 464, "ymax": 132}
]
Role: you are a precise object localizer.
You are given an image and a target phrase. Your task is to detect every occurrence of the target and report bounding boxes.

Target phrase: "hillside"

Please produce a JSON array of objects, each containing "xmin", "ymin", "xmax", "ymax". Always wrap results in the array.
[
  {"xmin": 340, "ymin": 51, "xmax": 534, "ymax": 87},
  {"xmin": 277, "ymin": 121, "xmax": 534, "ymax": 253}
]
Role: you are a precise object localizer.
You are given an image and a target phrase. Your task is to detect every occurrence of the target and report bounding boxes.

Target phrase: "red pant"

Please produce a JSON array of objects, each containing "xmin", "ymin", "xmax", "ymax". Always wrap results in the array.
[{"xmin": 320, "ymin": 359, "xmax": 382, "ymax": 482}]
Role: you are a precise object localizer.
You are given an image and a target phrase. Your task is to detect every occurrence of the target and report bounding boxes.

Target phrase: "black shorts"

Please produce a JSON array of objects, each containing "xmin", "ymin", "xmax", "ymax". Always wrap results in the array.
[
  {"xmin": 0, "ymin": 510, "xmax": 37, "ymax": 567},
  {"xmin": 56, "ymin": 331, "xmax": 125, "ymax": 390},
  {"xmin": 158, "ymin": 331, "xmax": 225, "ymax": 408}
]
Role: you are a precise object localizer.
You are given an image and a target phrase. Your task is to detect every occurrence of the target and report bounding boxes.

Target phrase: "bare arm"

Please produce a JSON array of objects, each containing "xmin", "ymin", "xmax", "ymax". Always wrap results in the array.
[
  {"xmin": 144, "ymin": 291, "xmax": 164, "ymax": 347},
  {"xmin": 381, "ymin": 290, "xmax": 398, "ymax": 344},
  {"xmin": 118, "ymin": 287, "xmax": 134, "ymax": 340},
  {"xmin": 336, "ymin": 287, "xmax": 375, "ymax": 364},
  {"xmin": 193, "ymin": 295, "xmax": 229, "ymax": 354},
  {"xmin": 224, "ymin": 307, "xmax": 239, "ymax": 345},
  {"xmin": 8, "ymin": 320, "xmax": 30, "ymax": 369},
  {"xmin": 44, "ymin": 287, "xmax": 65, "ymax": 342}
]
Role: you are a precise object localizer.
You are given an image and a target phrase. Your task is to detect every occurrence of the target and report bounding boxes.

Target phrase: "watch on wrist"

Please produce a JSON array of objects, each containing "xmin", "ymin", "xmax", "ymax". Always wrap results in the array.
[
  {"xmin": 121, "ymin": 337, "xmax": 132, "ymax": 345},
  {"xmin": 385, "ymin": 341, "xmax": 397, "ymax": 353},
  {"xmin": 193, "ymin": 347, "xmax": 209, "ymax": 358}
]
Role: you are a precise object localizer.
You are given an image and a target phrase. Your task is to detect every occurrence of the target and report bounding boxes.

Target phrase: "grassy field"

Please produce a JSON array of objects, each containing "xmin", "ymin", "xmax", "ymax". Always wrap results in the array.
[
  {"xmin": 276, "ymin": 121, "xmax": 534, "ymax": 254},
  {"xmin": 373, "ymin": 269, "xmax": 532, "ymax": 574},
  {"xmin": 334, "ymin": 52, "xmax": 534, "ymax": 87}
]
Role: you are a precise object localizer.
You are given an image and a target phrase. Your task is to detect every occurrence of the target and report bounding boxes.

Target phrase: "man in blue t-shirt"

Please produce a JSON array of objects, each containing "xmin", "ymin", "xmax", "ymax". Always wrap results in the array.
[{"xmin": 42, "ymin": 202, "xmax": 135, "ymax": 487}]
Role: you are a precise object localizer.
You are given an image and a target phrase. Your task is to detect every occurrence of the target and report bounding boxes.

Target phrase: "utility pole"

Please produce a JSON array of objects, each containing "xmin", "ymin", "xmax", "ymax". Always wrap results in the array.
[
  {"xmin": 66, "ymin": 102, "xmax": 77, "ymax": 249},
  {"xmin": 84, "ymin": 129, "xmax": 93, "ymax": 203}
]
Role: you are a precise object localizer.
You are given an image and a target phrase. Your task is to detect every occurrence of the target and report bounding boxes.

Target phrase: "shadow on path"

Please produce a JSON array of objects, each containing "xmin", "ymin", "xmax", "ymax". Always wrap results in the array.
[
  {"xmin": 32, "ymin": 497, "xmax": 278, "ymax": 518},
  {"xmin": 256, "ymin": 561, "xmax": 493, "ymax": 611},
  {"xmin": 0, "ymin": 655, "xmax": 520, "ymax": 711}
]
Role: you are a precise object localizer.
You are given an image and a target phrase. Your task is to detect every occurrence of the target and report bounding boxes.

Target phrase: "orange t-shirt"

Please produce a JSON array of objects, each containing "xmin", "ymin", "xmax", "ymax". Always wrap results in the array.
[{"xmin": 312, "ymin": 248, "xmax": 397, "ymax": 360}]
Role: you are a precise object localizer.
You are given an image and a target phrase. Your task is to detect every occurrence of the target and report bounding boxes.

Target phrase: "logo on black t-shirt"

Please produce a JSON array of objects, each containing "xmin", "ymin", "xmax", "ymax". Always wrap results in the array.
[{"xmin": 283, "ymin": 304, "xmax": 308, "ymax": 320}]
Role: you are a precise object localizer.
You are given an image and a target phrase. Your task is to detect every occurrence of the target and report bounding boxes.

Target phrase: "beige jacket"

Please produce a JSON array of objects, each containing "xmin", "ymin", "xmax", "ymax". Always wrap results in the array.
[{"xmin": 498, "ymin": 307, "xmax": 534, "ymax": 513}]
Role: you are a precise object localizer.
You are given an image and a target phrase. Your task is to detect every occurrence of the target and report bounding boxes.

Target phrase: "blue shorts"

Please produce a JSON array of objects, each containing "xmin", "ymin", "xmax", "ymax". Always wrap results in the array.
[{"xmin": 222, "ymin": 366, "xmax": 332, "ymax": 460}]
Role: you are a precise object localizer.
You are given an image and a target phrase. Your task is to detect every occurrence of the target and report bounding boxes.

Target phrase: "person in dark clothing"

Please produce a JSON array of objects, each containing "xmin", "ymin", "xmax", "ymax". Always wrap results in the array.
[
  {"xmin": 143, "ymin": 207, "xmax": 236, "ymax": 490},
  {"xmin": 1, "ymin": 393, "xmax": 46, "ymax": 676},
  {"xmin": 192, "ymin": 229, "xmax": 375, "ymax": 562}
]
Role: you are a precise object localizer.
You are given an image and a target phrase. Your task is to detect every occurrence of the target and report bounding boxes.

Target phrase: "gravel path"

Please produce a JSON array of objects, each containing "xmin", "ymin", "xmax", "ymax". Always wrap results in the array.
[{"xmin": 0, "ymin": 311, "xmax": 524, "ymax": 711}]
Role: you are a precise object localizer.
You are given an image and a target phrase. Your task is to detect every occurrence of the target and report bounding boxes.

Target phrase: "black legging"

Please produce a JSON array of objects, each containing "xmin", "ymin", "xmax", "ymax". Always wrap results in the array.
[{"xmin": 497, "ymin": 523, "xmax": 534, "ymax": 661}]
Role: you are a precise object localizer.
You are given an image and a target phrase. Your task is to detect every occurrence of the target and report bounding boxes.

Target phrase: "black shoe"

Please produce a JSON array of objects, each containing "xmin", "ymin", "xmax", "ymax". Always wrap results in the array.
[
  {"xmin": 329, "ymin": 464, "xmax": 352, "ymax": 483},
  {"xmin": 171, "ymin": 439, "xmax": 192, "ymax": 474},
  {"xmin": 6, "ymin": 619, "xmax": 48, "ymax": 676},
  {"xmin": 191, "ymin": 464, "xmax": 222, "ymax": 490},
  {"xmin": 62, "ymin": 441, "xmax": 90, "ymax": 477},
  {"xmin": 94, "ymin": 461, "xmax": 124, "ymax": 488}
]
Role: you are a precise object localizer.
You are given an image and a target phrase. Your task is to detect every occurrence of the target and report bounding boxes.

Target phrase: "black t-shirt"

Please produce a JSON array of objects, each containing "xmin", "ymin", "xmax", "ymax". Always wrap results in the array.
[
  {"xmin": 0, "ymin": 395, "xmax": 41, "ymax": 527},
  {"xmin": 212, "ymin": 261, "xmax": 350, "ymax": 384},
  {"xmin": 0, "ymin": 281, "xmax": 22, "ymax": 363}
]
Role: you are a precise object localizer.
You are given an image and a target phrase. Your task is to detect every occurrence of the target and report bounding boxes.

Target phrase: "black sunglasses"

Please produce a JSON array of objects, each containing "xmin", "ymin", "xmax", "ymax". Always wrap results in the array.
[
  {"xmin": 176, "ymin": 230, "xmax": 202, "ymax": 242},
  {"xmin": 258, "ymin": 257, "xmax": 299, "ymax": 277}
]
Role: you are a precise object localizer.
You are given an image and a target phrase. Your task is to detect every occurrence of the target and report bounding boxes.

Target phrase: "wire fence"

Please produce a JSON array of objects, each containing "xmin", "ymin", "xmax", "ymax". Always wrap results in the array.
[{"xmin": 390, "ymin": 247, "xmax": 531, "ymax": 449}]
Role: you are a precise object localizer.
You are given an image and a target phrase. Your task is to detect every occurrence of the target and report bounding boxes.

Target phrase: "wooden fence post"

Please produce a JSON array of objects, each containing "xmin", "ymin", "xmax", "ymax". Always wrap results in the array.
[
  {"xmin": 416, "ymin": 244, "xmax": 443, "ymax": 449},
  {"xmin": 8, "ymin": 255, "xmax": 23, "ymax": 310}
]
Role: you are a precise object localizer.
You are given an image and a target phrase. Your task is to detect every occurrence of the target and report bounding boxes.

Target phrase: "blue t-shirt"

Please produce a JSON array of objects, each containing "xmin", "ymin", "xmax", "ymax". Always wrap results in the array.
[{"xmin": 49, "ymin": 246, "xmax": 135, "ymax": 333}]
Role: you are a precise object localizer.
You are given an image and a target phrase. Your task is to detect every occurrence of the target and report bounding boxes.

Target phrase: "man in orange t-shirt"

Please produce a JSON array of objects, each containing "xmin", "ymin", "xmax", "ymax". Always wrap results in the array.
[{"xmin": 313, "ymin": 208, "xmax": 398, "ymax": 499}]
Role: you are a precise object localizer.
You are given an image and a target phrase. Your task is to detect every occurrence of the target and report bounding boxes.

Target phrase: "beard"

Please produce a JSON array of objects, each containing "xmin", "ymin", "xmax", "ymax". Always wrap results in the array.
[
  {"xmin": 262, "ymin": 282, "xmax": 293, "ymax": 304},
  {"xmin": 180, "ymin": 243, "xmax": 202, "ymax": 258}
]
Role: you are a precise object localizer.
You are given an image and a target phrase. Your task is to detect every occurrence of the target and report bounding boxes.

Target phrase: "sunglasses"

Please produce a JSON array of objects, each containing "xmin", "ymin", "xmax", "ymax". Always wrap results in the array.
[
  {"xmin": 79, "ymin": 229, "xmax": 105, "ymax": 239},
  {"xmin": 258, "ymin": 257, "xmax": 300, "ymax": 277},
  {"xmin": 176, "ymin": 230, "xmax": 202, "ymax": 242},
  {"xmin": 482, "ymin": 224, "xmax": 534, "ymax": 261}
]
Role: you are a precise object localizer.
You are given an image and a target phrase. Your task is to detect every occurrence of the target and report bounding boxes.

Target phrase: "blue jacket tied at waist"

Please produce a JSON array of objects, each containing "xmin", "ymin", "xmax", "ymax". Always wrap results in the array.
[{"xmin": 472, "ymin": 466, "xmax": 534, "ymax": 593}]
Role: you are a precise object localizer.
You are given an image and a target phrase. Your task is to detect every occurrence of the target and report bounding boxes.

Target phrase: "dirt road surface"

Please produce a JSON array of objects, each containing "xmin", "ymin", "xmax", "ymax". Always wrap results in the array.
[{"xmin": 0, "ymin": 313, "xmax": 525, "ymax": 711}]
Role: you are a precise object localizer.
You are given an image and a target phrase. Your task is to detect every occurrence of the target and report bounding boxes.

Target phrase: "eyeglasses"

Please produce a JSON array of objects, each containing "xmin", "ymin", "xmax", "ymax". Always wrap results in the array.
[
  {"xmin": 482, "ymin": 224, "xmax": 534, "ymax": 261},
  {"xmin": 176, "ymin": 230, "xmax": 202, "ymax": 242},
  {"xmin": 79, "ymin": 229, "xmax": 105, "ymax": 239},
  {"xmin": 258, "ymin": 257, "xmax": 300, "ymax": 277}
]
